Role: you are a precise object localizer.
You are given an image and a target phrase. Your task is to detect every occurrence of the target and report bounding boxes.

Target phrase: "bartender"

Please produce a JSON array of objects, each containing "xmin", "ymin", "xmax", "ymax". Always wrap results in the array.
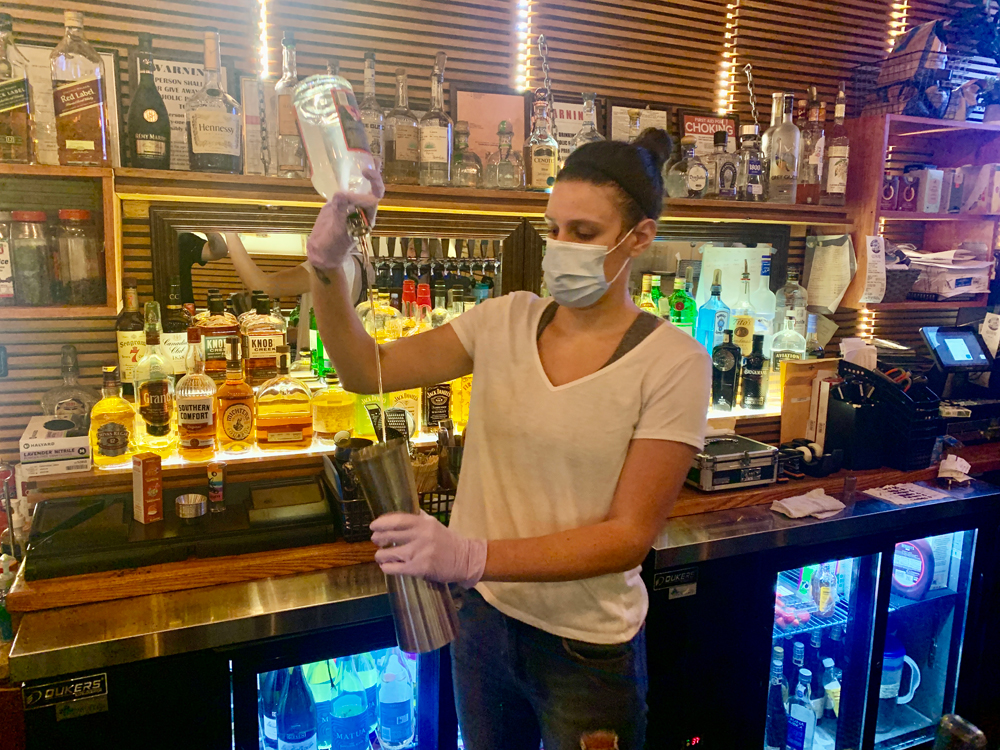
[{"xmin": 308, "ymin": 130, "xmax": 711, "ymax": 750}]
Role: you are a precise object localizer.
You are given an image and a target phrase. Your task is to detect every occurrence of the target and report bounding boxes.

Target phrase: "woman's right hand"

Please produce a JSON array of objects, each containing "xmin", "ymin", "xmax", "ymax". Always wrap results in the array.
[{"xmin": 306, "ymin": 166, "xmax": 385, "ymax": 273}]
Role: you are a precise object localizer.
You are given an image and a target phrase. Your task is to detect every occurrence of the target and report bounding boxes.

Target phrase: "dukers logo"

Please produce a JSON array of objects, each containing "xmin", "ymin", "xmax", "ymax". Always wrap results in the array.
[{"xmin": 23, "ymin": 674, "xmax": 107, "ymax": 709}]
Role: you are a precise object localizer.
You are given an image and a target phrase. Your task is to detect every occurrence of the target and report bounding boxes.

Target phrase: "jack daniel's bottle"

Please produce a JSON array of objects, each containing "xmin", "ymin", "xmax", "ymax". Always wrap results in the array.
[
  {"xmin": 186, "ymin": 28, "xmax": 242, "ymax": 173},
  {"xmin": 50, "ymin": 10, "xmax": 109, "ymax": 166}
]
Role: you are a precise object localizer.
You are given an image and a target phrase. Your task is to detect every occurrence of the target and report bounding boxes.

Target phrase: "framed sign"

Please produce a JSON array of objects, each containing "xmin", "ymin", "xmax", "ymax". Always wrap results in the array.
[
  {"xmin": 552, "ymin": 97, "xmax": 605, "ymax": 162},
  {"xmin": 23, "ymin": 44, "xmax": 123, "ymax": 167},
  {"xmin": 605, "ymin": 100, "xmax": 670, "ymax": 142},
  {"xmin": 451, "ymin": 86, "xmax": 528, "ymax": 165},
  {"xmin": 677, "ymin": 109, "xmax": 740, "ymax": 158}
]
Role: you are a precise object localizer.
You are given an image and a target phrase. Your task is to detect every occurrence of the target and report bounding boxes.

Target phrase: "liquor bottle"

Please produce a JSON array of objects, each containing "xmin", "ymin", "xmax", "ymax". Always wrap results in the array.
[
  {"xmin": 353, "ymin": 652, "xmax": 379, "ymax": 732},
  {"xmin": 772, "ymin": 644, "xmax": 790, "ymax": 702},
  {"xmin": 175, "ymin": 329, "xmax": 218, "ymax": 461},
  {"xmin": 41, "ymin": 344, "xmax": 100, "ymax": 433},
  {"xmin": 383, "ymin": 68, "xmax": 420, "ymax": 185},
  {"xmin": 768, "ymin": 93, "xmax": 800, "ymax": 204},
  {"xmin": 822, "ymin": 82, "xmax": 850, "ymax": 206},
  {"xmin": 89, "ymin": 365, "xmax": 138, "ymax": 467},
  {"xmin": 812, "ymin": 561, "xmax": 839, "ymax": 617},
  {"xmin": 451, "ymin": 120, "xmax": 482, "ymax": 187},
  {"xmin": 695, "ymin": 269, "xmax": 730, "ymax": 352},
  {"xmin": 200, "ymin": 294, "xmax": 240, "ymax": 384},
  {"xmin": 638, "ymin": 274, "xmax": 658, "ymax": 314},
  {"xmin": 650, "ymin": 275, "xmax": 662, "ymax": 308},
  {"xmin": 730, "ymin": 260, "xmax": 756, "ymax": 356},
  {"xmin": 0, "ymin": 14, "xmax": 33, "ymax": 164},
  {"xmin": 764, "ymin": 660, "xmax": 788, "ymax": 750},
  {"xmin": 256, "ymin": 345, "xmax": 312, "ymax": 450},
  {"xmin": 749, "ymin": 255, "xmax": 776, "ymax": 353},
  {"xmin": 770, "ymin": 315, "xmax": 806, "ymax": 373},
  {"xmin": 666, "ymin": 267, "xmax": 697, "ymax": 333},
  {"xmin": 775, "ymin": 267, "xmax": 809, "ymax": 337},
  {"xmin": 822, "ymin": 657, "xmax": 842, "ymax": 721},
  {"xmin": 116, "ymin": 277, "xmax": 145, "ymax": 395},
  {"xmin": 217, "ymin": 336, "xmax": 255, "ymax": 453},
  {"xmin": 805, "ymin": 314, "xmax": 825, "ymax": 359},
  {"xmin": 570, "ymin": 92, "xmax": 604, "ymax": 155},
  {"xmin": 711, "ymin": 330, "xmax": 741, "ymax": 412},
  {"xmin": 50, "ymin": 10, "xmax": 109, "ymax": 166},
  {"xmin": 451, "ymin": 373, "xmax": 472, "ymax": 430},
  {"xmin": 525, "ymin": 98, "xmax": 559, "ymax": 191},
  {"xmin": 806, "ymin": 630, "xmax": 826, "ymax": 719},
  {"xmin": 419, "ymin": 51, "xmax": 452, "ymax": 186},
  {"xmin": 242, "ymin": 295, "xmax": 287, "ymax": 388},
  {"xmin": 787, "ymin": 669, "xmax": 816, "ymax": 750},
  {"xmin": 739, "ymin": 334, "xmax": 768, "ymax": 410},
  {"xmin": 359, "ymin": 50, "xmax": 384, "ymax": 169},
  {"xmin": 626, "ymin": 108, "xmax": 641, "ymax": 143},
  {"xmin": 305, "ymin": 661, "xmax": 335, "ymax": 750},
  {"xmin": 313, "ymin": 371, "xmax": 355, "ymax": 445},
  {"xmin": 134, "ymin": 301, "xmax": 176, "ymax": 457},
  {"xmin": 261, "ymin": 669, "xmax": 288, "ymax": 750},
  {"xmin": 274, "ymin": 31, "xmax": 306, "ymax": 178},
  {"xmin": 186, "ymin": 28, "xmax": 242, "ymax": 174},
  {"xmin": 127, "ymin": 33, "xmax": 170, "ymax": 169},
  {"xmin": 362, "ymin": 292, "xmax": 402, "ymax": 343},
  {"xmin": 162, "ymin": 281, "xmax": 191, "ymax": 378},
  {"xmin": 736, "ymin": 124, "xmax": 766, "ymax": 202},
  {"xmin": 421, "ymin": 382, "xmax": 452, "ymax": 433},
  {"xmin": 787, "ymin": 639, "xmax": 806, "ymax": 696},
  {"xmin": 330, "ymin": 657, "xmax": 374, "ymax": 750},
  {"xmin": 484, "ymin": 120, "xmax": 525, "ymax": 189},
  {"xmin": 665, "ymin": 136, "xmax": 709, "ymax": 199},
  {"xmin": 277, "ymin": 665, "xmax": 318, "ymax": 750},
  {"xmin": 797, "ymin": 86, "xmax": 825, "ymax": 205},
  {"xmin": 707, "ymin": 130, "xmax": 737, "ymax": 200},
  {"xmin": 760, "ymin": 92, "xmax": 783, "ymax": 189},
  {"xmin": 377, "ymin": 649, "xmax": 415, "ymax": 749},
  {"xmin": 430, "ymin": 283, "xmax": 452, "ymax": 328}
]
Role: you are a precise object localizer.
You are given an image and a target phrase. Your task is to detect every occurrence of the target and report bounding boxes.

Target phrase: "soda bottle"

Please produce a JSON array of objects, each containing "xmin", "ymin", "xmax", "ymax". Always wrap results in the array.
[
  {"xmin": 278, "ymin": 665, "xmax": 318, "ymax": 750},
  {"xmin": 306, "ymin": 660, "xmax": 336, "ymax": 750},
  {"xmin": 330, "ymin": 657, "xmax": 372, "ymax": 750},
  {"xmin": 377, "ymin": 649, "xmax": 415, "ymax": 749}
]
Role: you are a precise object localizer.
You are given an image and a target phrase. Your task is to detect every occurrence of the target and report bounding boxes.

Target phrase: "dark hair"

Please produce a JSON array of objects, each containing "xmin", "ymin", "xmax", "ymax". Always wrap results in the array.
[{"xmin": 556, "ymin": 128, "xmax": 673, "ymax": 227}]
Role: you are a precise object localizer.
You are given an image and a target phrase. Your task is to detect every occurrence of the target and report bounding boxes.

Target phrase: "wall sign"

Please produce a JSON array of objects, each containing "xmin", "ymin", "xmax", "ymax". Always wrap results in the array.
[{"xmin": 677, "ymin": 110, "xmax": 739, "ymax": 158}]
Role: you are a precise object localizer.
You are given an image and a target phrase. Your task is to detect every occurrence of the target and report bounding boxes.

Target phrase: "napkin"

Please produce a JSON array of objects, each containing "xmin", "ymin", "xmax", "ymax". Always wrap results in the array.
[
  {"xmin": 938, "ymin": 455, "xmax": 972, "ymax": 483},
  {"xmin": 771, "ymin": 488, "xmax": 846, "ymax": 519}
]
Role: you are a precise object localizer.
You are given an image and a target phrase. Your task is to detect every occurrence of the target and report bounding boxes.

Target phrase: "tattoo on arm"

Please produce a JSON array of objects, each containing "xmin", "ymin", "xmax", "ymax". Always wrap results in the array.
[{"xmin": 314, "ymin": 267, "xmax": 333, "ymax": 286}]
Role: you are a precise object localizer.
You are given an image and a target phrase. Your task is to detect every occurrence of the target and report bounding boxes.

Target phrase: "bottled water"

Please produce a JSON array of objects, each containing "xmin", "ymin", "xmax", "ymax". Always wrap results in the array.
[
  {"xmin": 306, "ymin": 660, "xmax": 336, "ymax": 750},
  {"xmin": 352, "ymin": 653, "xmax": 379, "ymax": 732},
  {"xmin": 377, "ymin": 649, "xmax": 415, "ymax": 749},
  {"xmin": 330, "ymin": 658, "xmax": 372, "ymax": 750}
]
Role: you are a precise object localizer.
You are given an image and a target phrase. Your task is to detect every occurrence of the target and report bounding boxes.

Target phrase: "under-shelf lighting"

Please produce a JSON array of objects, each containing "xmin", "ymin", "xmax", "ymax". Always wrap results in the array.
[
  {"xmin": 888, "ymin": 1, "xmax": 909, "ymax": 52},
  {"xmin": 858, "ymin": 306, "xmax": 877, "ymax": 339},
  {"xmin": 257, "ymin": 0, "xmax": 270, "ymax": 79},
  {"xmin": 717, "ymin": 3, "xmax": 738, "ymax": 115},
  {"xmin": 515, "ymin": 0, "xmax": 531, "ymax": 92}
]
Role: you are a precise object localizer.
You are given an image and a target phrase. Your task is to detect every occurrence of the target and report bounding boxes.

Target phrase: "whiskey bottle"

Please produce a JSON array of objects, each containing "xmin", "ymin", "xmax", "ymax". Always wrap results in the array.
[
  {"xmin": 186, "ymin": 28, "xmax": 242, "ymax": 174},
  {"xmin": 711, "ymin": 330, "xmax": 741, "ymax": 412},
  {"xmin": 175, "ymin": 328, "xmax": 218, "ymax": 461},
  {"xmin": 450, "ymin": 374, "xmax": 472, "ymax": 430},
  {"xmin": 524, "ymin": 99, "xmax": 558, "ymax": 191},
  {"xmin": 821, "ymin": 82, "xmax": 850, "ymax": 206},
  {"xmin": 359, "ymin": 50, "xmax": 384, "ymax": 168},
  {"xmin": 134, "ymin": 301, "xmax": 176, "ymax": 457},
  {"xmin": 89, "ymin": 365, "xmax": 137, "ymax": 467},
  {"xmin": 242, "ymin": 294, "xmax": 287, "ymax": 387},
  {"xmin": 274, "ymin": 31, "xmax": 305, "ymax": 178},
  {"xmin": 255, "ymin": 344, "xmax": 313, "ymax": 450},
  {"xmin": 40, "ymin": 344, "xmax": 100, "ymax": 434},
  {"xmin": 739, "ymin": 334, "xmax": 769, "ymax": 410},
  {"xmin": 313, "ymin": 371, "xmax": 355, "ymax": 445},
  {"xmin": 0, "ymin": 14, "xmax": 33, "ymax": 164},
  {"xmin": 50, "ymin": 10, "xmax": 109, "ymax": 167},
  {"xmin": 421, "ymin": 382, "xmax": 452, "ymax": 433},
  {"xmin": 419, "ymin": 52, "xmax": 452, "ymax": 186},
  {"xmin": 162, "ymin": 280, "xmax": 191, "ymax": 379},
  {"xmin": 127, "ymin": 33, "xmax": 170, "ymax": 169},
  {"xmin": 216, "ymin": 336, "xmax": 255, "ymax": 453},
  {"xmin": 384, "ymin": 68, "xmax": 419, "ymax": 185},
  {"xmin": 116, "ymin": 277, "xmax": 145, "ymax": 395},
  {"xmin": 200, "ymin": 293, "xmax": 240, "ymax": 384}
]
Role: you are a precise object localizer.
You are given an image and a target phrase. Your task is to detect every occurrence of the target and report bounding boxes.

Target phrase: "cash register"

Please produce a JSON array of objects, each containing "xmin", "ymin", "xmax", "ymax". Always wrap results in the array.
[{"xmin": 920, "ymin": 325, "xmax": 1000, "ymax": 443}]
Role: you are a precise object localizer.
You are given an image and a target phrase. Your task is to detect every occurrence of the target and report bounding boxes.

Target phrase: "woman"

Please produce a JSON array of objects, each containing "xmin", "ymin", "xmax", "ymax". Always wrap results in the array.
[{"xmin": 308, "ymin": 129, "xmax": 711, "ymax": 750}]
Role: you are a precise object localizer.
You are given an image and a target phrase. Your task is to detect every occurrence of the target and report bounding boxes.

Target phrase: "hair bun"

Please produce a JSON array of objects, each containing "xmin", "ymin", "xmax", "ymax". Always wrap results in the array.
[{"xmin": 635, "ymin": 128, "xmax": 673, "ymax": 173}]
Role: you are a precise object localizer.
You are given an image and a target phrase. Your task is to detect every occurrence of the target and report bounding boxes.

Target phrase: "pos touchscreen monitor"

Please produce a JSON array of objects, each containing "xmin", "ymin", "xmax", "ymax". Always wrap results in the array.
[{"xmin": 920, "ymin": 326, "xmax": 994, "ymax": 372}]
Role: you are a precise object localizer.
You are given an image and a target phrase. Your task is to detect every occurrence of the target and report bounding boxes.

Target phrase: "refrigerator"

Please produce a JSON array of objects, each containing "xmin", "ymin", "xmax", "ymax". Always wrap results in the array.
[{"xmin": 644, "ymin": 484, "xmax": 1000, "ymax": 750}]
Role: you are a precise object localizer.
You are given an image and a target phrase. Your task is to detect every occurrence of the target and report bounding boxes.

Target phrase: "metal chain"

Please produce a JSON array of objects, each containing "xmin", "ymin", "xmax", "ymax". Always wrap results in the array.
[
  {"xmin": 743, "ymin": 63, "xmax": 759, "ymax": 130},
  {"xmin": 536, "ymin": 34, "xmax": 555, "ymax": 130},
  {"xmin": 258, "ymin": 79, "xmax": 272, "ymax": 176}
]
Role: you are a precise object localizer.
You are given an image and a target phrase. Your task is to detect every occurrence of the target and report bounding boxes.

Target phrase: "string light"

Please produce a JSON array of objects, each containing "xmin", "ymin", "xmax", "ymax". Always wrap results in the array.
[
  {"xmin": 257, "ymin": 0, "xmax": 269, "ymax": 79},
  {"xmin": 858, "ymin": 306, "xmax": 877, "ymax": 339},
  {"xmin": 515, "ymin": 0, "xmax": 531, "ymax": 91},
  {"xmin": 887, "ymin": 1, "xmax": 909, "ymax": 51},
  {"xmin": 717, "ymin": 3, "xmax": 738, "ymax": 115}
]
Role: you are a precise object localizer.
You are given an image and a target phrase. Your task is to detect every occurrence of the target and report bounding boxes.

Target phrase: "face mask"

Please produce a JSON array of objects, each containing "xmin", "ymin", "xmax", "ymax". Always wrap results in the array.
[{"xmin": 542, "ymin": 227, "xmax": 635, "ymax": 308}]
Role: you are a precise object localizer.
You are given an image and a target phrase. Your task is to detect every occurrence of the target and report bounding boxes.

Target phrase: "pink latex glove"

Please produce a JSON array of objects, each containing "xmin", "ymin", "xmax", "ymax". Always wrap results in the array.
[
  {"xmin": 371, "ymin": 511, "xmax": 488, "ymax": 589},
  {"xmin": 306, "ymin": 166, "xmax": 385, "ymax": 273}
]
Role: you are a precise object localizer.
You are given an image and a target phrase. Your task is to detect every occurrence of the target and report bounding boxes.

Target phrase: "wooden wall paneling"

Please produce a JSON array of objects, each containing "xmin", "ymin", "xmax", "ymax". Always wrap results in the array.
[{"xmin": 528, "ymin": 0, "xmax": 728, "ymax": 110}]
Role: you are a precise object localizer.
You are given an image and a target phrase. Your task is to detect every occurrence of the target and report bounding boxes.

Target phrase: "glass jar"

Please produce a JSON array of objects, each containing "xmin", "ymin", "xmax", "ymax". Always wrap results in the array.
[
  {"xmin": 0, "ymin": 210, "xmax": 12, "ymax": 306},
  {"xmin": 57, "ymin": 208, "xmax": 104, "ymax": 304},
  {"xmin": 11, "ymin": 210, "xmax": 52, "ymax": 306}
]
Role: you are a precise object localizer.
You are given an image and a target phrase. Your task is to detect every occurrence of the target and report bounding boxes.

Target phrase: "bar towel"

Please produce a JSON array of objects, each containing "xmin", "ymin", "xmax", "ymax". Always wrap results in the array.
[{"xmin": 771, "ymin": 488, "xmax": 846, "ymax": 519}]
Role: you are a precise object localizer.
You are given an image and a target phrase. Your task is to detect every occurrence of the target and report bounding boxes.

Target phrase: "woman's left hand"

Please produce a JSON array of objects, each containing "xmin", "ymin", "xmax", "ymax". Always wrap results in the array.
[{"xmin": 371, "ymin": 511, "xmax": 487, "ymax": 589}]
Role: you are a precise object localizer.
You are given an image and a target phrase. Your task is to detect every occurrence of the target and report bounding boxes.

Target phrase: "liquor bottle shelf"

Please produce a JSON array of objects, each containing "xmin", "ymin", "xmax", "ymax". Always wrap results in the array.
[
  {"xmin": 2, "ymin": 304, "xmax": 119, "ymax": 320},
  {"xmin": 864, "ymin": 295, "xmax": 990, "ymax": 311},
  {"xmin": 888, "ymin": 587, "xmax": 958, "ymax": 614},
  {"xmin": 887, "ymin": 113, "xmax": 1000, "ymax": 140},
  {"xmin": 0, "ymin": 163, "xmax": 113, "ymax": 180}
]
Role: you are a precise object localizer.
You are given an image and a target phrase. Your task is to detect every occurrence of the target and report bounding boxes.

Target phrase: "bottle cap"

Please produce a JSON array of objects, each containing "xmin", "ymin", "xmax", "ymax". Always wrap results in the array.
[
  {"xmin": 364, "ymin": 49, "xmax": 375, "ymax": 61},
  {"xmin": 713, "ymin": 130, "xmax": 728, "ymax": 147},
  {"xmin": 799, "ymin": 668, "xmax": 812, "ymax": 681},
  {"xmin": 123, "ymin": 276, "xmax": 138, "ymax": 288},
  {"xmin": 11, "ymin": 211, "xmax": 46, "ymax": 222},
  {"xmin": 187, "ymin": 328, "xmax": 201, "ymax": 344},
  {"xmin": 681, "ymin": 135, "xmax": 697, "ymax": 147},
  {"xmin": 64, "ymin": 10, "xmax": 84, "ymax": 27},
  {"xmin": 283, "ymin": 30, "xmax": 295, "ymax": 45},
  {"xmin": 137, "ymin": 32, "xmax": 153, "ymax": 50},
  {"xmin": 0, "ymin": 14, "xmax": 13, "ymax": 31},
  {"xmin": 102, "ymin": 364, "xmax": 121, "ymax": 388},
  {"xmin": 58, "ymin": 209, "xmax": 91, "ymax": 221},
  {"xmin": 823, "ymin": 657, "xmax": 835, "ymax": 668},
  {"xmin": 740, "ymin": 123, "xmax": 759, "ymax": 137},
  {"xmin": 325, "ymin": 371, "xmax": 339, "ymax": 383},
  {"xmin": 276, "ymin": 344, "xmax": 290, "ymax": 354}
]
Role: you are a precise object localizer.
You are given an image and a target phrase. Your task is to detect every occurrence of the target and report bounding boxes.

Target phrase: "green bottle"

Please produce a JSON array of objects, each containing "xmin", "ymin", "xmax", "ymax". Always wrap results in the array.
[
  {"xmin": 667, "ymin": 266, "xmax": 697, "ymax": 335},
  {"xmin": 309, "ymin": 307, "xmax": 328, "ymax": 378}
]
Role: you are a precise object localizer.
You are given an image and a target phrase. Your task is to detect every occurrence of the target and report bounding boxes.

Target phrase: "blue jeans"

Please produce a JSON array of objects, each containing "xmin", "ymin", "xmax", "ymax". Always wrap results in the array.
[{"xmin": 451, "ymin": 587, "xmax": 648, "ymax": 750}]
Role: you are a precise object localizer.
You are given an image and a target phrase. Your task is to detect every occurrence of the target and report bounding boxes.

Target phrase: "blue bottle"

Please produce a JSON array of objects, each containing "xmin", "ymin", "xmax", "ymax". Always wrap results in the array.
[
  {"xmin": 261, "ymin": 668, "xmax": 288, "ymax": 750},
  {"xmin": 278, "ymin": 665, "xmax": 318, "ymax": 750},
  {"xmin": 695, "ymin": 269, "xmax": 730, "ymax": 352},
  {"xmin": 330, "ymin": 658, "xmax": 372, "ymax": 750},
  {"xmin": 306, "ymin": 660, "xmax": 336, "ymax": 750}
]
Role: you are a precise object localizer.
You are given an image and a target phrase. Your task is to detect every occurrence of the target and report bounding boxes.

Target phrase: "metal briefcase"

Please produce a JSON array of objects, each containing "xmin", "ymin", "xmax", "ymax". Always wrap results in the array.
[{"xmin": 687, "ymin": 434, "xmax": 779, "ymax": 492}]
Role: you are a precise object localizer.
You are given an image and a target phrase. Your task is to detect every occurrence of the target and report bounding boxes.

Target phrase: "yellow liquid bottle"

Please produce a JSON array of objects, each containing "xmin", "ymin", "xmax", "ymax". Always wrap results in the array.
[
  {"xmin": 313, "ymin": 371, "xmax": 356, "ymax": 445},
  {"xmin": 255, "ymin": 344, "xmax": 313, "ymax": 450},
  {"xmin": 89, "ymin": 365, "xmax": 138, "ymax": 468},
  {"xmin": 216, "ymin": 336, "xmax": 256, "ymax": 454},
  {"xmin": 450, "ymin": 373, "xmax": 472, "ymax": 431}
]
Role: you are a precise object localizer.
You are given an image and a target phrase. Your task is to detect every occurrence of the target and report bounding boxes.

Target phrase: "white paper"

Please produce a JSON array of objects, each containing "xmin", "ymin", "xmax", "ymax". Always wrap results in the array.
[
  {"xmin": 805, "ymin": 235, "xmax": 855, "ymax": 313},
  {"xmin": 610, "ymin": 106, "xmax": 667, "ymax": 142},
  {"xmin": 859, "ymin": 236, "xmax": 887, "ymax": 304},
  {"xmin": 980, "ymin": 313, "xmax": 1000, "ymax": 357},
  {"xmin": 814, "ymin": 314, "xmax": 839, "ymax": 348},
  {"xmin": 553, "ymin": 101, "xmax": 586, "ymax": 164},
  {"xmin": 151, "ymin": 58, "xmax": 229, "ymax": 172}
]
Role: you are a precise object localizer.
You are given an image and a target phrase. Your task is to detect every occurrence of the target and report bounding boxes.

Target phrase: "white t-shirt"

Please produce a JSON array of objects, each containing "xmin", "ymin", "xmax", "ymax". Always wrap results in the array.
[{"xmin": 449, "ymin": 292, "xmax": 712, "ymax": 644}]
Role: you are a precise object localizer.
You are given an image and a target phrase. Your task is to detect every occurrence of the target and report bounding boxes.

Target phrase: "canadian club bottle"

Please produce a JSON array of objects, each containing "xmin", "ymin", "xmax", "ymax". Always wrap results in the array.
[
  {"xmin": 116, "ymin": 277, "xmax": 145, "ymax": 396},
  {"xmin": 127, "ymin": 33, "xmax": 170, "ymax": 169},
  {"xmin": 162, "ymin": 280, "xmax": 192, "ymax": 378},
  {"xmin": 50, "ymin": 10, "xmax": 109, "ymax": 167},
  {"xmin": 0, "ymin": 13, "xmax": 34, "ymax": 164},
  {"xmin": 186, "ymin": 28, "xmax": 242, "ymax": 173}
]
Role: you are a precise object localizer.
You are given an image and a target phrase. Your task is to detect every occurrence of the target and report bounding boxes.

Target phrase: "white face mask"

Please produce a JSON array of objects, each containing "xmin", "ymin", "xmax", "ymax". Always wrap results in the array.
[{"xmin": 542, "ymin": 227, "xmax": 635, "ymax": 308}]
